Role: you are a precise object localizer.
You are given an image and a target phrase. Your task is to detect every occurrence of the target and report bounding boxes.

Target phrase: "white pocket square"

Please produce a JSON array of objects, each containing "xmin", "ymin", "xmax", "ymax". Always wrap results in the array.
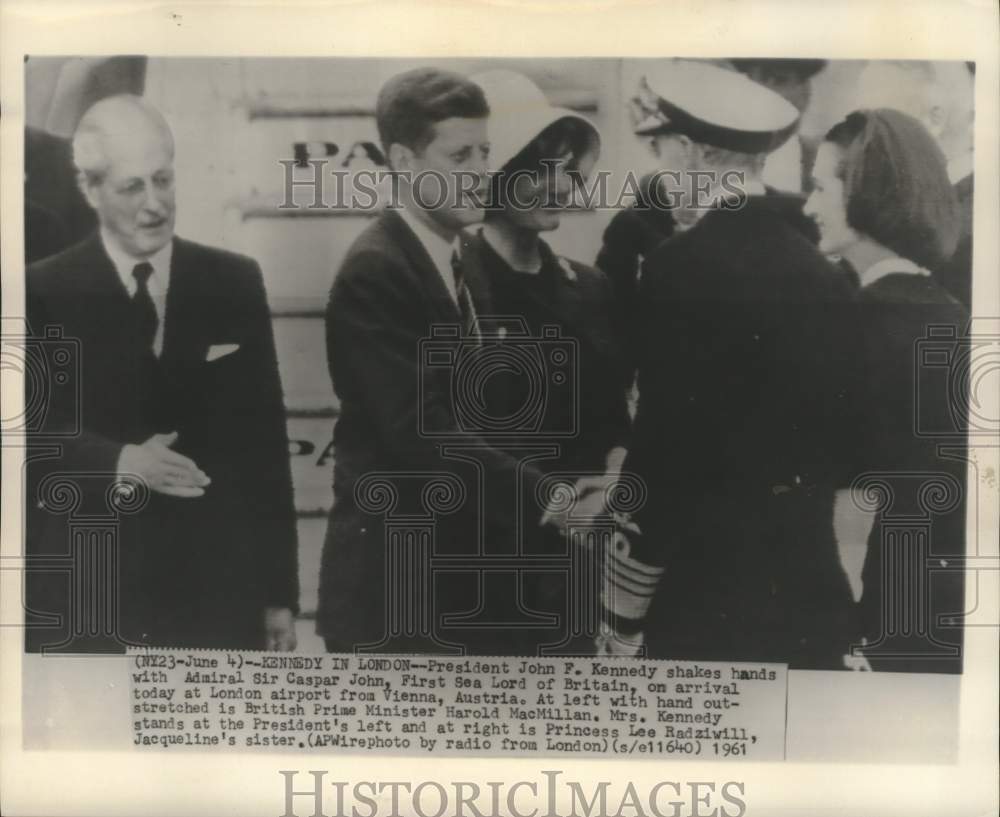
[{"xmin": 206, "ymin": 343, "xmax": 240, "ymax": 362}]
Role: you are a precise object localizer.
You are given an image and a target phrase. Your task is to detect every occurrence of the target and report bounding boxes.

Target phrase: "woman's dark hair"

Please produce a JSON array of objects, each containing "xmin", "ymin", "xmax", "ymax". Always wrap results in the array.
[
  {"xmin": 824, "ymin": 108, "xmax": 958, "ymax": 270},
  {"xmin": 375, "ymin": 67, "xmax": 489, "ymax": 157},
  {"xmin": 487, "ymin": 117, "xmax": 596, "ymax": 213}
]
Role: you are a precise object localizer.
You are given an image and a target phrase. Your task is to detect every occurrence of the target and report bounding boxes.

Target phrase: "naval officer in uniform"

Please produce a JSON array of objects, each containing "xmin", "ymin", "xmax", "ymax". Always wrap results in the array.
[{"xmin": 622, "ymin": 61, "xmax": 856, "ymax": 669}]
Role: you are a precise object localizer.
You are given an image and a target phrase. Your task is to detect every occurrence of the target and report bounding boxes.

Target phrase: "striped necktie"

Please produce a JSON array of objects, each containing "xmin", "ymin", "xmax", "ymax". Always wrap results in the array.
[
  {"xmin": 450, "ymin": 249, "xmax": 478, "ymax": 342},
  {"xmin": 131, "ymin": 262, "xmax": 158, "ymax": 352}
]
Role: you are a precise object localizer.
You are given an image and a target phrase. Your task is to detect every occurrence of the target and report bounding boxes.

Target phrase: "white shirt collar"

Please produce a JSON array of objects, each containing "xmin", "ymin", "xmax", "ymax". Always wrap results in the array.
[
  {"xmin": 100, "ymin": 227, "xmax": 173, "ymax": 298},
  {"xmin": 397, "ymin": 206, "xmax": 460, "ymax": 303},
  {"xmin": 947, "ymin": 152, "xmax": 973, "ymax": 185},
  {"xmin": 859, "ymin": 255, "xmax": 930, "ymax": 289}
]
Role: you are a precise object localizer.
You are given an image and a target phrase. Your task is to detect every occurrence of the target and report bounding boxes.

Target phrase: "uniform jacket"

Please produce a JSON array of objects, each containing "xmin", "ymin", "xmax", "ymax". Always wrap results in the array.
[
  {"xmin": 25, "ymin": 233, "xmax": 298, "ymax": 651},
  {"xmin": 624, "ymin": 194, "xmax": 857, "ymax": 668},
  {"xmin": 458, "ymin": 231, "xmax": 632, "ymax": 655}
]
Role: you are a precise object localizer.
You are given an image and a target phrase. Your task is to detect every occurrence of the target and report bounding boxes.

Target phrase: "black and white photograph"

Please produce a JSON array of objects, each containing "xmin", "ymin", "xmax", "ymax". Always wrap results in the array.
[{"xmin": 1, "ymin": 1, "xmax": 998, "ymax": 816}]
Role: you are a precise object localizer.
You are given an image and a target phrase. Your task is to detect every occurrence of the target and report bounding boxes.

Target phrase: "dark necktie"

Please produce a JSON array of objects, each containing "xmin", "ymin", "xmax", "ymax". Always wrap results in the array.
[
  {"xmin": 132, "ymin": 262, "xmax": 158, "ymax": 352},
  {"xmin": 450, "ymin": 249, "xmax": 478, "ymax": 342}
]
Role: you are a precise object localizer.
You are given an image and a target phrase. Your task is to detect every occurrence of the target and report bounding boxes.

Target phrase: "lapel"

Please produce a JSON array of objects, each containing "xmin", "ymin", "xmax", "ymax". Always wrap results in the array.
[
  {"xmin": 159, "ymin": 237, "xmax": 212, "ymax": 376},
  {"xmin": 383, "ymin": 208, "xmax": 463, "ymax": 324},
  {"xmin": 75, "ymin": 231, "xmax": 133, "ymax": 311}
]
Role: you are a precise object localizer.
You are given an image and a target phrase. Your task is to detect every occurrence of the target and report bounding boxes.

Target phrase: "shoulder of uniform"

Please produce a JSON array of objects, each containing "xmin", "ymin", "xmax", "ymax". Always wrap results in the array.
[{"xmin": 554, "ymin": 254, "xmax": 612, "ymax": 287}]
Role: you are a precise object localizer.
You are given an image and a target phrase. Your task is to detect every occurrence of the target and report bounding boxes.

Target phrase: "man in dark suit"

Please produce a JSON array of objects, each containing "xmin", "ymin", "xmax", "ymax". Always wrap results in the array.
[
  {"xmin": 621, "ymin": 62, "xmax": 856, "ymax": 668},
  {"xmin": 25, "ymin": 95, "xmax": 298, "ymax": 652},
  {"xmin": 25, "ymin": 127, "xmax": 97, "ymax": 263},
  {"xmin": 318, "ymin": 68, "xmax": 575, "ymax": 655}
]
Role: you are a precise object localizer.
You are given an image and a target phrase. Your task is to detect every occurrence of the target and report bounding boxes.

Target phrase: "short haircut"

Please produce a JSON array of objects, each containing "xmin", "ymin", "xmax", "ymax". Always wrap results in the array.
[
  {"xmin": 72, "ymin": 94, "xmax": 173, "ymax": 185},
  {"xmin": 825, "ymin": 108, "xmax": 958, "ymax": 270},
  {"xmin": 375, "ymin": 67, "xmax": 489, "ymax": 158}
]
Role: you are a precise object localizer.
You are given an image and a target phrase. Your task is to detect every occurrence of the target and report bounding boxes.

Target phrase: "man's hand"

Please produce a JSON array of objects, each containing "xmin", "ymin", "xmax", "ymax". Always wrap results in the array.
[
  {"xmin": 117, "ymin": 431, "xmax": 211, "ymax": 498},
  {"xmin": 843, "ymin": 638, "xmax": 873, "ymax": 671},
  {"xmin": 264, "ymin": 607, "xmax": 297, "ymax": 651},
  {"xmin": 540, "ymin": 474, "xmax": 615, "ymax": 534}
]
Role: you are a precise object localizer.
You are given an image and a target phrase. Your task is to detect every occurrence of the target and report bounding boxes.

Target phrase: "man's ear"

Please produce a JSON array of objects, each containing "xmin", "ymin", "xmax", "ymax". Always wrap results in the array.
[
  {"xmin": 925, "ymin": 104, "xmax": 947, "ymax": 138},
  {"xmin": 76, "ymin": 171, "xmax": 99, "ymax": 210},
  {"xmin": 387, "ymin": 142, "xmax": 415, "ymax": 173},
  {"xmin": 676, "ymin": 134, "xmax": 698, "ymax": 164}
]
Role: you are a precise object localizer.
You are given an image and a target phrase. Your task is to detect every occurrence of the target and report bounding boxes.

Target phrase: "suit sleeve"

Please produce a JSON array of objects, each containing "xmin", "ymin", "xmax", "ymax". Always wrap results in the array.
[
  {"xmin": 239, "ymin": 262, "xmax": 300, "ymax": 614},
  {"xmin": 328, "ymin": 252, "xmax": 546, "ymax": 523},
  {"xmin": 26, "ymin": 276, "xmax": 124, "ymax": 478},
  {"xmin": 599, "ymin": 270, "xmax": 633, "ymax": 454}
]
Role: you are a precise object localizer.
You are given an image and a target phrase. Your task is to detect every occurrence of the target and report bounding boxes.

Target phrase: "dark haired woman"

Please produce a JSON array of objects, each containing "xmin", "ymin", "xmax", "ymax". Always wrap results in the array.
[
  {"xmin": 805, "ymin": 108, "xmax": 969, "ymax": 673},
  {"xmin": 460, "ymin": 70, "xmax": 631, "ymax": 654}
]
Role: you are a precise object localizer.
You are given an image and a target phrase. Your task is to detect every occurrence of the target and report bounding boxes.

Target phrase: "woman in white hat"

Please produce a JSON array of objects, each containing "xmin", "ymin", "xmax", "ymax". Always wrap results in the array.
[
  {"xmin": 465, "ymin": 70, "xmax": 629, "ymax": 475},
  {"xmin": 461, "ymin": 70, "xmax": 632, "ymax": 653}
]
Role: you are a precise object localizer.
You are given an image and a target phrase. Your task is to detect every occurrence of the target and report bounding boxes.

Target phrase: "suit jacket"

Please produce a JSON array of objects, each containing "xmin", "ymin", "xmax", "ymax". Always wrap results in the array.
[
  {"xmin": 25, "ymin": 233, "xmax": 298, "ymax": 652},
  {"xmin": 625, "ymin": 194, "xmax": 857, "ymax": 668},
  {"xmin": 24, "ymin": 127, "xmax": 97, "ymax": 263},
  {"xmin": 318, "ymin": 209, "xmax": 553, "ymax": 652}
]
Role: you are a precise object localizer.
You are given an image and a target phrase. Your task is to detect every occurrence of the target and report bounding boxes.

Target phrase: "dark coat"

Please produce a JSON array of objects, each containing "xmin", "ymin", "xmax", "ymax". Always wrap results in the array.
[
  {"xmin": 24, "ymin": 127, "xmax": 97, "ymax": 263},
  {"xmin": 25, "ymin": 234, "xmax": 298, "ymax": 651},
  {"xmin": 460, "ymin": 231, "xmax": 631, "ymax": 473},
  {"xmin": 459, "ymin": 231, "xmax": 632, "ymax": 654},
  {"xmin": 848, "ymin": 271, "xmax": 969, "ymax": 673},
  {"xmin": 318, "ymin": 210, "xmax": 556, "ymax": 653},
  {"xmin": 596, "ymin": 184, "xmax": 822, "ymax": 380},
  {"xmin": 595, "ymin": 173, "xmax": 675, "ymax": 376},
  {"xmin": 624, "ymin": 194, "xmax": 857, "ymax": 668}
]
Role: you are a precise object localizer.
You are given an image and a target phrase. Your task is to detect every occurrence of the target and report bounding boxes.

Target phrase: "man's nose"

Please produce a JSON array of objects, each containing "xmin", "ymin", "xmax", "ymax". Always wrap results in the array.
[
  {"xmin": 554, "ymin": 168, "xmax": 573, "ymax": 195},
  {"xmin": 141, "ymin": 187, "xmax": 169, "ymax": 214},
  {"xmin": 470, "ymin": 153, "xmax": 489, "ymax": 179}
]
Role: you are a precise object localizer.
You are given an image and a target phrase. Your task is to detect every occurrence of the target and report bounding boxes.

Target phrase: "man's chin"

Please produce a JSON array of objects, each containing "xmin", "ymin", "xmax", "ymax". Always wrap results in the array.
[
  {"xmin": 131, "ymin": 232, "xmax": 173, "ymax": 257},
  {"xmin": 450, "ymin": 207, "xmax": 486, "ymax": 227}
]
